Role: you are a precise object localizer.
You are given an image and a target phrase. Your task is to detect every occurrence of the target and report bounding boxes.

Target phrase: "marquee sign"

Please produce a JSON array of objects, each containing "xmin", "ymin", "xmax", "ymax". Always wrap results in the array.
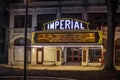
[
  {"xmin": 43, "ymin": 18, "xmax": 89, "ymax": 30},
  {"xmin": 32, "ymin": 31, "xmax": 102, "ymax": 44}
]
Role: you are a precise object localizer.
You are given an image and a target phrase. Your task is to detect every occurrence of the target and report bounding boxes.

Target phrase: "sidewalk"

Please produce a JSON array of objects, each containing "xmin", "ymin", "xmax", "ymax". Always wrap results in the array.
[
  {"xmin": 27, "ymin": 65, "xmax": 104, "ymax": 71},
  {"xmin": 1, "ymin": 64, "xmax": 120, "ymax": 70},
  {"xmin": 0, "ymin": 64, "xmax": 104, "ymax": 71},
  {"xmin": 0, "ymin": 64, "xmax": 120, "ymax": 80}
]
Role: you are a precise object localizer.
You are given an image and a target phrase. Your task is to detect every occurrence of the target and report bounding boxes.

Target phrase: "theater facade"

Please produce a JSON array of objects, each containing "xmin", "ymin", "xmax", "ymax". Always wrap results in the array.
[
  {"xmin": 9, "ymin": 18, "xmax": 104, "ymax": 66},
  {"xmin": 31, "ymin": 18, "xmax": 103, "ymax": 66},
  {"xmin": 8, "ymin": 0, "xmax": 120, "ymax": 66}
]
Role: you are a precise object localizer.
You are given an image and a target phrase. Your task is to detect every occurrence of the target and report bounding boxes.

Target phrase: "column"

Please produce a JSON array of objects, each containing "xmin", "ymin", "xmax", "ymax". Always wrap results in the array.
[
  {"xmin": 82, "ymin": 7, "xmax": 88, "ymax": 21},
  {"xmin": 32, "ymin": 13, "xmax": 37, "ymax": 31}
]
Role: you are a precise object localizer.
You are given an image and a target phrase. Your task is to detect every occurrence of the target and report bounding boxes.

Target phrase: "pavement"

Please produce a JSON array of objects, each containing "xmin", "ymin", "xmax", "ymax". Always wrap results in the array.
[
  {"xmin": 1, "ymin": 64, "xmax": 120, "ymax": 71},
  {"xmin": 0, "ymin": 64, "xmax": 120, "ymax": 80},
  {"xmin": 0, "ymin": 64, "xmax": 105, "ymax": 71}
]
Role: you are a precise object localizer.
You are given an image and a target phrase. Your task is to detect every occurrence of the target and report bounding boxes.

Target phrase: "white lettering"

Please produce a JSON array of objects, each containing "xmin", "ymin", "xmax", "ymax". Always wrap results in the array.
[
  {"xmin": 60, "ymin": 20, "xmax": 64, "ymax": 30},
  {"xmin": 80, "ymin": 23, "xmax": 84, "ymax": 29},
  {"xmin": 71, "ymin": 20, "xmax": 73, "ymax": 29},
  {"xmin": 49, "ymin": 22, "xmax": 54, "ymax": 29},
  {"xmin": 74, "ymin": 21, "xmax": 79, "ymax": 29},
  {"xmin": 65, "ymin": 20, "xmax": 70, "ymax": 29},
  {"xmin": 45, "ymin": 19, "xmax": 87, "ymax": 30},
  {"xmin": 55, "ymin": 21, "xmax": 59, "ymax": 29},
  {"xmin": 47, "ymin": 24, "xmax": 49, "ymax": 30}
]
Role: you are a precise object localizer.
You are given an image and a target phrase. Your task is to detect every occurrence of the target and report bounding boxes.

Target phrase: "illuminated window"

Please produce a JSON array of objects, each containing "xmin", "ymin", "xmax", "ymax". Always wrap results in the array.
[
  {"xmin": 14, "ymin": 38, "xmax": 31, "ymax": 61},
  {"xmin": 88, "ymin": 47, "xmax": 101, "ymax": 63}
]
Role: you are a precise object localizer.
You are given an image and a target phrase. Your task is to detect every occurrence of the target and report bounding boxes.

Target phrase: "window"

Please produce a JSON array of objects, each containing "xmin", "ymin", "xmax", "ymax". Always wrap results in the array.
[
  {"xmin": 116, "ymin": 13, "xmax": 120, "ymax": 26},
  {"xmin": 62, "ymin": 13, "xmax": 82, "ymax": 19},
  {"xmin": 0, "ymin": 28, "xmax": 5, "ymax": 38},
  {"xmin": 14, "ymin": 38, "xmax": 31, "ymax": 61},
  {"xmin": 0, "ymin": 43, "xmax": 4, "ymax": 53},
  {"xmin": 115, "ymin": 51, "xmax": 120, "ymax": 66},
  {"xmin": 88, "ymin": 47, "xmax": 101, "ymax": 63},
  {"xmin": 88, "ymin": 13, "xmax": 107, "ymax": 29},
  {"xmin": 14, "ymin": 15, "xmax": 32, "ymax": 28},
  {"xmin": 37, "ymin": 13, "xmax": 82, "ymax": 31},
  {"xmin": 14, "ymin": 38, "xmax": 31, "ymax": 46},
  {"xmin": 115, "ymin": 38, "xmax": 120, "ymax": 65},
  {"xmin": 115, "ymin": 38, "xmax": 120, "ymax": 48},
  {"xmin": 37, "ymin": 14, "xmax": 56, "ymax": 31}
]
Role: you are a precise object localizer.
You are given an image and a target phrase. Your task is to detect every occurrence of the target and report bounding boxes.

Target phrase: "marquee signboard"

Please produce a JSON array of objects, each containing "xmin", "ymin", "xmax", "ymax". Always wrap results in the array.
[
  {"xmin": 43, "ymin": 18, "xmax": 89, "ymax": 30},
  {"xmin": 32, "ymin": 18, "xmax": 102, "ymax": 44},
  {"xmin": 32, "ymin": 31, "xmax": 102, "ymax": 44}
]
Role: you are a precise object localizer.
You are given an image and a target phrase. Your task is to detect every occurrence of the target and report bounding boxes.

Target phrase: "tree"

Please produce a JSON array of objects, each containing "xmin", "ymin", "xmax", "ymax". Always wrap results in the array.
[{"xmin": 104, "ymin": 0, "xmax": 118, "ymax": 70}]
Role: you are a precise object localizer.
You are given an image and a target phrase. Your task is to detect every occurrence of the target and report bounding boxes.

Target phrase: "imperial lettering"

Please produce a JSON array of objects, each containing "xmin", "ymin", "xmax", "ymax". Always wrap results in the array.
[{"xmin": 44, "ymin": 19, "xmax": 87, "ymax": 30}]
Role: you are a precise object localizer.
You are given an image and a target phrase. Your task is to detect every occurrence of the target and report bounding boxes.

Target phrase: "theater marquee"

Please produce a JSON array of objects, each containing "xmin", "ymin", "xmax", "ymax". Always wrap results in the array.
[
  {"xmin": 32, "ymin": 31, "xmax": 102, "ymax": 44},
  {"xmin": 32, "ymin": 18, "xmax": 102, "ymax": 44}
]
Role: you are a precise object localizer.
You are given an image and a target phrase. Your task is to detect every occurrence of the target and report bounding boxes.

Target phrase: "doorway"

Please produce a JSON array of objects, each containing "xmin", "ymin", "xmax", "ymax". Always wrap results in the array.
[
  {"xmin": 66, "ymin": 48, "xmax": 82, "ymax": 63},
  {"xmin": 36, "ymin": 48, "xmax": 43, "ymax": 64}
]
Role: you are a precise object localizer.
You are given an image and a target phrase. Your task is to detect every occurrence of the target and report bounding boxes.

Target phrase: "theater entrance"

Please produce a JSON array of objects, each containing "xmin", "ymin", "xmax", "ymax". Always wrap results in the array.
[{"xmin": 66, "ymin": 48, "xmax": 82, "ymax": 65}]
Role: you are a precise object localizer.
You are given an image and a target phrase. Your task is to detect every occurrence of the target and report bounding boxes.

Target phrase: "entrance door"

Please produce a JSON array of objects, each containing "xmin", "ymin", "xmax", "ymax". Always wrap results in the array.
[
  {"xmin": 73, "ymin": 50, "xmax": 81, "ymax": 62},
  {"xmin": 67, "ymin": 48, "xmax": 82, "ymax": 62},
  {"xmin": 27, "ymin": 50, "xmax": 31, "ymax": 63},
  {"xmin": 37, "ymin": 48, "xmax": 43, "ymax": 64}
]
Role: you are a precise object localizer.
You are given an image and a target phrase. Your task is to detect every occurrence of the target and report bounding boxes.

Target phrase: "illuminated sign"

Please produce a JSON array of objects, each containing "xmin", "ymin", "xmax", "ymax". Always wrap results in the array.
[
  {"xmin": 32, "ymin": 31, "xmax": 102, "ymax": 44},
  {"xmin": 43, "ymin": 18, "xmax": 89, "ymax": 30}
]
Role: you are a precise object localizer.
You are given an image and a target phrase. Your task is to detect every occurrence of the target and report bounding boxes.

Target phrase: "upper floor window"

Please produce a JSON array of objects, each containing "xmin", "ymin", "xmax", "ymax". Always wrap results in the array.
[
  {"xmin": 14, "ymin": 15, "xmax": 32, "ymax": 28},
  {"xmin": 61, "ymin": 13, "xmax": 82, "ymax": 20},
  {"xmin": 0, "ymin": 43, "xmax": 4, "ymax": 53},
  {"xmin": 37, "ymin": 14, "xmax": 56, "ymax": 31},
  {"xmin": 36, "ymin": 13, "xmax": 82, "ymax": 31},
  {"xmin": 0, "ymin": 28, "xmax": 5, "ymax": 38},
  {"xmin": 115, "ymin": 38, "xmax": 120, "ymax": 49},
  {"xmin": 116, "ymin": 13, "xmax": 120, "ymax": 27},
  {"xmin": 88, "ymin": 13, "xmax": 107, "ymax": 29}
]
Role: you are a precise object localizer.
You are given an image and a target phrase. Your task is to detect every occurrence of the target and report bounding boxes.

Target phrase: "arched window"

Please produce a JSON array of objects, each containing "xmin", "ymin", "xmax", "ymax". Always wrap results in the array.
[
  {"xmin": 14, "ymin": 38, "xmax": 31, "ymax": 62},
  {"xmin": 14, "ymin": 38, "xmax": 31, "ymax": 46}
]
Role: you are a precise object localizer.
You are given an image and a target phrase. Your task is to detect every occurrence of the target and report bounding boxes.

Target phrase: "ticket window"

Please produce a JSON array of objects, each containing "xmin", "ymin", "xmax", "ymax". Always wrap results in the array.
[{"xmin": 88, "ymin": 47, "xmax": 102, "ymax": 63}]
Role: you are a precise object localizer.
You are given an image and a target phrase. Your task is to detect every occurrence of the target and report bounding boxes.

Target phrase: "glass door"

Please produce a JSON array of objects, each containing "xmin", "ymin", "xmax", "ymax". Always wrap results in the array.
[
  {"xmin": 67, "ymin": 48, "xmax": 72, "ymax": 62},
  {"xmin": 67, "ymin": 48, "xmax": 82, "ymax": 62},
  {"xmin": 73, "ymin": 49, "xmax": 82, "ymax": 62}
]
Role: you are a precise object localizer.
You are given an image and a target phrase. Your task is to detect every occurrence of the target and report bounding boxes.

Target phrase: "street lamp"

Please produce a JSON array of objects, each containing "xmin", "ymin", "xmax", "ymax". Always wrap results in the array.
[{"xmin": 24, "ymin": 0, "xmax": 28, "ymax": 80}]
